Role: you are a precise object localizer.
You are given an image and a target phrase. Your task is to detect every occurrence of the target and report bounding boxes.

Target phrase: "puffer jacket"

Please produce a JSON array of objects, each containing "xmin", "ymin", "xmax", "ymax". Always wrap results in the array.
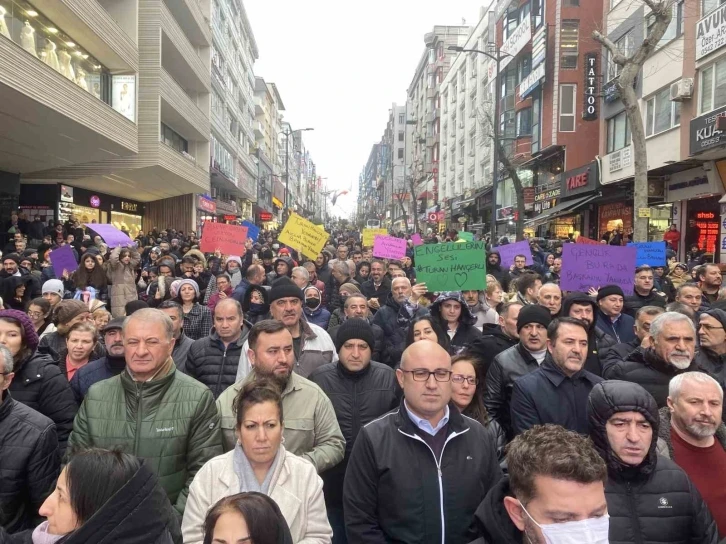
[
  {"xmin": 9, "ymin": 351, "xmax": 77, "ymax": 454},
  {"xmin": 623, "ymin": 289, "xmax": 667, "ymax": 318},
  {"xmin": 67, "ymin": 362, "xmax": 223, "ymax": 515},
  {"xmin": 107, "ymin": 245, "xmax": 141, "ymax": 318},
  {"xmin": 187, "ymin": 325, "xmax": 251, "ymax": 399},
  {"xmin": 429, "ymin": 291, "xmax": 483, "ymax": 354},
  {"xmin": 69, "ymin": 353, "xmax": 127, "ymax": 404},
  {"xmin": 464, "ymin": 324, "xmax": 518, "ymax": 378},
  {"xmin": 372, "ymin": 292, "xmax": 429, "ymax": 368},
  {"xmin": 588, "ymin": 380, "xmax": 718, "ymax": 544},
  {"xmin": 0, "ymin": 392, "xmax": 60, "ymax": 533},
  {"xmin": 308, "ymin": 360, "xmax": 400, "ymax": 506}
]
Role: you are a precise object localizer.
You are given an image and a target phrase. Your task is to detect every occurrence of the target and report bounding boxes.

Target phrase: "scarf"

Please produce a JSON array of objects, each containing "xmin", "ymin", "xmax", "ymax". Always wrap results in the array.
[
  {"xmin": 232, "ymin": 443, "xmax": 281, "ymax": 495},
  {"xmin": 228, "ymin": 268, "xmax": 242, "ymax": 289},
  {"xmin": 32, "ymin": 521, "xmax": 65, "ymax": 544}
]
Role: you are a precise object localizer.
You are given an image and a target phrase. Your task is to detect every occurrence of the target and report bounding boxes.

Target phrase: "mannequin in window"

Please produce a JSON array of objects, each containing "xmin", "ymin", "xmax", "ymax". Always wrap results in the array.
[
  {"xmin": 43, "ymin": 39, "xmax": 61, "ymax": 71},
  {"xmin": 58, "ymin": 49, "xmax": 75, "ymax": 81},
  {"xmin": 76, "ymin": 67, "xmax": 88, "ymax": 91},
  {"xmin": 20, "ymin": 21, "xmax": 38, "ymax": 57},
  {"xmin": 0, "ymin": 6, "xmax": 10, "ymax": 40}
]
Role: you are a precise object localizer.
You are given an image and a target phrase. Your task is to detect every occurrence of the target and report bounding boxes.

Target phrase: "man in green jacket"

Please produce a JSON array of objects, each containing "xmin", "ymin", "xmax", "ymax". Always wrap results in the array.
[
  {"xmin": 216, "ymin": 319, "xmax": 345, "ymax": 473},
  {"xmin": 68, "ymin": 308, "xmax": 223, "ymax": 515}
]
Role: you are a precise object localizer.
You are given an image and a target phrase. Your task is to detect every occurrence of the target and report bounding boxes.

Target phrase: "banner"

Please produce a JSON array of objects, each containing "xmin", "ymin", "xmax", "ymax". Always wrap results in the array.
[
  {"xmin": 241, "ymin": 220, "xmax": 260, "ymax": 243},
  {"xmin": 560, "ymin": 244, "xmax": 636, "ymax": 295},
  {"xmin": 576, "ymin": 236, "xmax": 601, "ymax": 245},
  {"xmin": 458, "ymin": 231, "xmax": 474, "ymax": 242},
  {"xmin": 414, "ymin": 241, "xmax": 487, "ymax": 292},
  {"xmin": 83, "ymin": 223, "xmax": 131, "ymax": 248},
  {"xmin": 372, "ymin": 235, "xmax": 407, "ymax": 259},
  {"xmin": 627, "ymin": 241, "xmax": 666, "ymax": 267},
  {"xmin": 492, "ymin": 240, "xmax": 533, "ymax": 268},
  {"xmin": 278, "ymin": 213, "xmax": 329, "ymax": 258},
  {"xmin": 49, "ymin": 244, "xmax": 78, "ymax": 275},
  {"xmin": 199, "ymin": 222, "xmax": 249, "ymax": 256},
  {"xmin": 362, "ymin": 228, "xmax": 387, "ymax": 247},
  {"xmin": 411, "ymin": 233, "xmax": 423, "ymax": 246}
]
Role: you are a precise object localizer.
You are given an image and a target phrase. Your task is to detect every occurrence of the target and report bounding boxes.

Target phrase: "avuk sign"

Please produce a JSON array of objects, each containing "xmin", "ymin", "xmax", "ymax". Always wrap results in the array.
[
  {"xmin": 696, "ymin": 5, "xmax": 726, "ymax": 60},
  {"xmin": 583, "ymin": 53, "xmax": 598, "ymax": 121}
]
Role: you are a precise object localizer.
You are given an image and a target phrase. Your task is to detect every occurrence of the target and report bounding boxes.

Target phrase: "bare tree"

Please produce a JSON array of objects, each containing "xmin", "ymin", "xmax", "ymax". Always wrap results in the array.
[
  {"xmin": 391, "ymin": 175, "xmax": 420, "ymax": 234},
  {"xmin": 592, "ymin": 0, "xmax": 673, "ymax": 242}
]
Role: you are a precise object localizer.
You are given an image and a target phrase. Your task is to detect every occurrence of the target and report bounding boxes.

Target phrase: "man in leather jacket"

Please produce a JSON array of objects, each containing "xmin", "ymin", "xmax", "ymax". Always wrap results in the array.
[{"xmin": 561, "ymin": 291, "xmax": 616, "ymax": 376}]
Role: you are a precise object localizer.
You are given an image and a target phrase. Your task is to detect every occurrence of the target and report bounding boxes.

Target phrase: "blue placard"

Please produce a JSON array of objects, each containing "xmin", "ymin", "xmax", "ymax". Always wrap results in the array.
[
  {"xmin": 242, "ymin": 220, "xmax": 260, "ymax": 243},
  {"xmin": 627, "ymin": 241, "xmax": 666, "ymax": 267}
]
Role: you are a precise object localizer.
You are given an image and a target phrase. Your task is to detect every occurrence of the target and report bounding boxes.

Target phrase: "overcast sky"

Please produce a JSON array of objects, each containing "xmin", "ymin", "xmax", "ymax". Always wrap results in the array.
[{"xmin": 245, "ymin": 0, "xmax": 485, "ymax": 218}]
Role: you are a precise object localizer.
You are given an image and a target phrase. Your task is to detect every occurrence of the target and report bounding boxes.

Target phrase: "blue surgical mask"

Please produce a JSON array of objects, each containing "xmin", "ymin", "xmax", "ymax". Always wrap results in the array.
[{"xmin": 519, "ymin": 501, "xmax": 609, "ymax": 544}]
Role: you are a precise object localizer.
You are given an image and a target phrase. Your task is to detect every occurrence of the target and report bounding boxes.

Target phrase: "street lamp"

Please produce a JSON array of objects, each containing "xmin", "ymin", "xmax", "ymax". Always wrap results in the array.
[
  {"xmin": 448, "ymin": 45, "xmax": 509, "ymax": 242},
  {"xmin": 280, "ymin": 127, "xmax": 314, "ymax": 220}
]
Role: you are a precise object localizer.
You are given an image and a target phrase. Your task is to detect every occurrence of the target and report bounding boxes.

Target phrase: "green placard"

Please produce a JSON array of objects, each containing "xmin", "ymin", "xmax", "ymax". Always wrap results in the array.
[
  {"xmin": 458, "ymin": 231, "xmax": 474, "ymax": 242},
  {"xmin": 414, "ymin": 241, "xmax": 487, "ymax": 292}
]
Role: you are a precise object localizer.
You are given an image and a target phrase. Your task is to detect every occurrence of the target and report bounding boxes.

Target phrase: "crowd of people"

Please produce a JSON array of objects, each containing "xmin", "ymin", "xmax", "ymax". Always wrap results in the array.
[{"xmin": 2, "ymin": 215, "xmax": 726, "ymax": 543}]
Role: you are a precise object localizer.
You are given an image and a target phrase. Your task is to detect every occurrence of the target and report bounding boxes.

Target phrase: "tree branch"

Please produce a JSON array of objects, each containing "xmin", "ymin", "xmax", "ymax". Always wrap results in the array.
[{"xmin": 592, "ymin": 31, "xmax": 628, "ymax": 65}]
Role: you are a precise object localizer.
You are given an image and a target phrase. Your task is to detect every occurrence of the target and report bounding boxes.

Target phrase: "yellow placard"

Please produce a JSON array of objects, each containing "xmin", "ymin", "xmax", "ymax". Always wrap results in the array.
[
  {"xmin": 278, "ymin": 213, "xmax": 330, "ymax": 258},
  {"xmin": 638, "ymin": 207, "xmax": 651, "ymax": 218},
  {"xmin": 362, "ymin": 228, "xmax": 387, "ymax": 247}
]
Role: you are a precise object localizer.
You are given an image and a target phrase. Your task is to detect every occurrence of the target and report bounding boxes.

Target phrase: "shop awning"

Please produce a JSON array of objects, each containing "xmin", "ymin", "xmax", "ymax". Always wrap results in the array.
[{"xmin": 524, "ymin": 193, "xmax": 600, "ymax": 226}]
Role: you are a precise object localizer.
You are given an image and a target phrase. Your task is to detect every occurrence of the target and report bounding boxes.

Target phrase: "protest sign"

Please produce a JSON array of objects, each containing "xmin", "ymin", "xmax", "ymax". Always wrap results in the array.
[
  {"xmin": 373, "ymin": 235, "xmax": 407, "ymax": 259},
  {"xmin": 411, "ymin": 233, "xmax": 423, "ymax": 246},
  {"xmin": 576, "ymin": 236, "xmax": 601, "ymax": 245},
  {"xmin": 492, "ymin": 240, "xmax": 533, "ymax": 268},
  {"xmin": 414, "ymin": 241, "xmax": 487, "ymax": 292},
  {"xmin": 560, "ymin": 244, "xmax": 637, "ymax": 295},
  {"xmin": 199, "ymin": 222, "xmax": 248, "ymax": 256},
  {"xmin": 241, "ymin": 220, "xmax": 260, "ymax": 243},
  {"xmin": 278, "ymin": 213, "xmax": 329, "ymax": 258},
  {"xmin": 83, "ymin": 223, "xmax": 131, "ymax": 248},
  {"xmin": 458, "ymin": 231, "xmax": 474, "ymax": 242},
  {"xmin": 627, "ymin": 241, "xmax": 666, "ymax": 267},
  {"xmin": 362, "ymin": 228, "xmax": 387, "ymax": 247},
  {"xmin": 49, "ymin": 244, "xmax": 78, "ymax": 275}
]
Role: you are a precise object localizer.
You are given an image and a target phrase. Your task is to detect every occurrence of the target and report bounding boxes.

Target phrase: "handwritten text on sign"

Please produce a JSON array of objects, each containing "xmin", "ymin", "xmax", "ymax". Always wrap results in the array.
[
  {"xmin": 362, "ymin": 228, "xmax": 387, "ymax": 247},
  {"xmin": 492, "ymin": 240, "xmax": 533, "ymax": 268},
  {"xmin": 560, "ymin": 244, "xmax": 636, "ymax": 295},
  {"xmin": 627, "ymin": 241, "xmax": 666, "ymax": 267},
  {"xmin": 278, "ymin": 213, "xmax": 329, "ymax": 258},
  {"xmin": 372, "ymin": 235, "xmax": 407, "ymax": 259},
  {"xmin": 414, "ymin": 241, "xmax": 487, "ymax": 292},
  {"xmin": 199, "ymin": 222, "xmax": 248, "ymax": 256}
]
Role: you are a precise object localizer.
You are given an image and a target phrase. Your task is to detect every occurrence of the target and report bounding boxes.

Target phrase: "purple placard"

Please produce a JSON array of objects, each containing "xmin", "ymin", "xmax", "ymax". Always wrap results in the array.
[
  {"xmin": 372, "ymin": 235, "xmax": 407, "ymax": 260},
  {"xmin": 49, "ymin": 244, "xmax": 78, "ymax": 275},
  {"xmin": 84, "ymin": 223, "xmax": 132, "ymax": 248},
  {"xmin": 492, "ymin": 240, "xmax": 533, "ymax": 268},
  {"xmin": 560, "ymin": 244, "xmax": 637, "ymax": 295},
  {"xmin": 411, "ymin": 233, "xmax": 423, "ymax": 246}
]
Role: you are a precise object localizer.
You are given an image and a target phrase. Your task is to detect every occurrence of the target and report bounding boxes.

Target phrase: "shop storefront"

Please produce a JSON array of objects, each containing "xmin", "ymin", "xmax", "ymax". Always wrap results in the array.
[
  {"xmin": 214, "ymin": 198, "xmax": 239, "ymax": 222},
  {"xmin": 598, "ymin": 201, "xmax": 633, "ymax": 241},
  {"xmin": 196, "ymin": 195, "xmax": 217, "ymax": 234}
]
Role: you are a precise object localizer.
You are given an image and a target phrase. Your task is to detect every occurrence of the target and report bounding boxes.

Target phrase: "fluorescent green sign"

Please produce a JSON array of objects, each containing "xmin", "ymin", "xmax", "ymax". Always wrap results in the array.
[{"xmin": 414, "ymin": 241, "xmax": 487, "ymax": 292}]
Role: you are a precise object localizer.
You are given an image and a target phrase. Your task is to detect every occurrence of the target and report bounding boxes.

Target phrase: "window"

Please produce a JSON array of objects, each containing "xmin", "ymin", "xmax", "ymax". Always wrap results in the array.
[
  {"xmin": 398, "ymin": 131, "xmax": 404, "ymax": 142},
  {"xmin": 532, "ymin": 0, "xmax": 544, "ymax": 27},
  {"xmin": 517, "ymin": 108, "xmax": 533, "ymax": 136},
  {"xmin": 699, "ymin": 58, "xmax": 726, "ymax": 114},
  {"xmin": 703, "ymin": 0, "xmax": 725, "ymax": 16},
  {"xmin": 505, "ymin": 7, "xmax": 520, "ymax": 39},
  {"xmin": 564, "ymin": 0, "xmax": 579, "ymax": 6},
  {"xmin": 399, "ymin": 113, "xmax": 405, "ymax": 124},
  {"xmin": 607, "ymin": 31, "xmax": 634, "ymax": 81},
  {"xmin": 560, "ymin": 21, "xmax": 579, "ymax": 69},
  {"xmin": 518, "ymin": 53, "xmax": 532, "ymax": 84},
  {"xmin": 646, "ymin": 1, "xmax": 684, "ymax": 48},
  {"xmin": 160, "ymin": 123, "xmax": 188, "ymax": 154},
  {"xmin": 398, "ymin": 148, "xmax": 404, "ymax": 159},
  {"xmin": 469, "ymin": 133, "xmax": 476, "ymax": 152},
  {"xmin": 559, "ymin": 85, "xmax": 576, "ymax": 132},
  {"xmin": 607, "ymin": 111, "xmax": 631, "ymax": 153},
  {"xmin": 645, "ymin": 87, "xmax": 680, "ymax": 136}
]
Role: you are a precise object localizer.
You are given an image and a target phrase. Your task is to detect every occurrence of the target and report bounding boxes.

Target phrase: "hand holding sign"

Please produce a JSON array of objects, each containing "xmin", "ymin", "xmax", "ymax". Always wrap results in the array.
[
  {"xmin": 199, "ymin": 222, "xmax": 248, "ymax": 256},
  {"xmin": 278, "ymin": 213, "xmax": 329, "ymax": 258},
  {"xmin": 560, "ymin": 244, "xmax": 636, "ymax": 295}
]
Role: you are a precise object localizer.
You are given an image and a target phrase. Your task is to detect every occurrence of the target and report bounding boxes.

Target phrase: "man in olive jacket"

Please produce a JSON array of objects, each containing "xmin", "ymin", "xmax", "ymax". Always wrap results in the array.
[{"xmin": 68, "ymin": 309, "xmax": 223, "ymax": 515}]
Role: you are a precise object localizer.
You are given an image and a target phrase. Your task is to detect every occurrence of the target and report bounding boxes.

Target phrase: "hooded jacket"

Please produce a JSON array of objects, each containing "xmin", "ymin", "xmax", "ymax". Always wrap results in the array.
[
  {"xmin": 240, "ymin": 284, "xmax": 271, "ymax": 324},
  {"xmin": 470, "ymin": 477, "xmax": 524, "ymax": 544},
  {"xmin": 486, "ymin": 252, "xmax": 509, "ymax": 292},
  {"xmin": 429, "ymin": 292, "xmax": 483, "ymax": 355},
  {"xmin": 303, "ymin": 286, "xmax": 332, "ymax": 329},
  {"xmin": 588, "ymin": 381, "xmax": 718, "ymax": 544},
  {"xmin": 561, "ymin": 292, "xmax": 616, "ymax": 376},
  {"xmin": 267, "ymin": 256, "xmax": 294, "ymax": 285},
  {"xmin": 371, "ymin": 292, "xmax": 429, "ymax": 368},
  {"xmin": 465, "ymin": 324, "xmax": 518, "ymax": 378},
  {"xmin": 187, "ymin": 325, "xmax": 251, "ymax": 399}
]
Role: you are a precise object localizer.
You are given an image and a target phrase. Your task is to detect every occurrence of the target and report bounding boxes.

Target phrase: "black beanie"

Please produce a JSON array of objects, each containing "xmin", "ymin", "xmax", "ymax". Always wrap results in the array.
[
  {"xmin": 125, "ymin": 300, "xmax": 149, "ymax": 315},
  {"xmin": 335, "ymin": 318, "xmax": 376, "ymax": 353},
  {"xmin": 596, "ymin": 285, "xmax": 625, "ymax": 302},
  {"xmin": 517, "ymin": 304, "xmax": 552, "ymax": 332},
  {"xmin": 261, "ymin": 249, "xmax": 274, "ymax": 260},
  {"xmin": 269, "ymin": 276, "xmax": 303, "ymax": 303}
]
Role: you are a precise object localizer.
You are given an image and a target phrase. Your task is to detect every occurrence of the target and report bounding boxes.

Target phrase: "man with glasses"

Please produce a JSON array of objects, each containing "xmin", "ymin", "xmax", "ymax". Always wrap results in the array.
[
  {"xmin": 694, "ymin": 309, "xmax": 726, "ymax": 401},
  {"xmin": 344, "ymin": 340, "xmax": 502, "ymax": 543}
]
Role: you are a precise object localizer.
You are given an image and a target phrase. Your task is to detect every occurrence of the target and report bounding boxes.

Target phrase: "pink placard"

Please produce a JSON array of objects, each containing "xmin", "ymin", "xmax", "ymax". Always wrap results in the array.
[
  {"xmin": 411, "ymin": 233, "xmax": 423, "ymax": 246},
  {"xmin": 372, "ymin": 235, "xmax": 407, "ymax": 260}
]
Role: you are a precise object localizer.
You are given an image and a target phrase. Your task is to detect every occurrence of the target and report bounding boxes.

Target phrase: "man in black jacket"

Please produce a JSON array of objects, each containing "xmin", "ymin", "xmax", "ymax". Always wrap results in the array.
[
  {"xmin": 310, "ymin": 318, "xmax": 400, "ymax": 544},
  {"xmin": 695, "ymin": 309, "xmax": 726, "ymax": 391},
  {"xmin": 486, "ymin": 251, "xmax": 509, "ymax": 292},
  {"xmin": 588, "ymin": 380, "xmax": 718, "ymax": 543},
  {"xmin": 343, "ymin": 340, "xmax": 502, "ymax": 543},
  {"xmin": 561, "ymin": 291, "xmax": 616, "ymax": 376},
  {"xmin": 601, "ymin": 305, "xmax": 664, "ymax": 377},
  {"xmin": 624, "ymin": 265, "xmax": 667, "ymax": 318},
  {"xmin": 159, "ymin": 300, "xmax": 195, "ymax": 374},
  {"xmin": 327, "ymin": 294, "xmax": 385, "ymax": 363},
  {"xmin": 465, "ymin": 301, "xmax": 522, "ymax": 378},
  {"xmin": 360, "ymin": 259, "xmax": 391, "ymax": 314},
  {"xmin": 484, "ymin": 304, "xmax": 551, "ymax": 439},
  {"xmin": 0, "ymin": 344, "xmax": 60, "ymax": 533}
]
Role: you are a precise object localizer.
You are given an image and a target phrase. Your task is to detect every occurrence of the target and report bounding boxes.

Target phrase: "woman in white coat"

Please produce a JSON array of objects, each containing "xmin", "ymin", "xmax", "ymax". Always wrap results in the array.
[{"xmin": 182, "ymin": 379, "xmax": 332, "ymax": 544}]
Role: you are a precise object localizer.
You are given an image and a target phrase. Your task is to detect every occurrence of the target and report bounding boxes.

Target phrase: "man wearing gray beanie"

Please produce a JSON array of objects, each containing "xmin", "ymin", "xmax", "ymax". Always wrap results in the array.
[{"xmin": 308, "ymin": 318, "xmax": 400, "ymax": 541}]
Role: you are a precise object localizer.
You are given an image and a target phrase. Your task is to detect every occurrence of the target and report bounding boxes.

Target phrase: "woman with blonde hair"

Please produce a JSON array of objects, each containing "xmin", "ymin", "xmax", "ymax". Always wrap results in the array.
[
  {"xmin": 481, "ymin": 281, "xmax": 503, "ymax": 325},
  {"xmin": 107, "ymin": 245, "xmax": 141, "ymax": 317}
]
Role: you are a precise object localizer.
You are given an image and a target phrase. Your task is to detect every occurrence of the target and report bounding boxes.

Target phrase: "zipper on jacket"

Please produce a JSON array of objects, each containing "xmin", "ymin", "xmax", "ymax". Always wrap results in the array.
[
  {"xmin": 626, "ymin": 482, "xmax": 644, "ymax": 544},
  {"xmin": 398, "ymin": 427, "xmax": 469, "ymax": 544},
  {"xmin": 134, "ymin": 382, "xmax": 144, "ymax": 455},
  {"xmin": 215, "ymin": 346, "xmax": 227, "ymax": 396}
]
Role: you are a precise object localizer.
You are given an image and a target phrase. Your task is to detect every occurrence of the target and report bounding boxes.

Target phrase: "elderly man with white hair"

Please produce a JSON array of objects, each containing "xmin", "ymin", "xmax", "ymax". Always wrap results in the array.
[
  {"xmin": 606, "ymin": 311, "xmax": 701, "ymax": 407},
  {"xmin": 658, "ymin": 371, "xmax": 726, "ymax": 536},
  {"xmin": 372, "ymin": 276, "xmax": 428, "ymax": 367}
]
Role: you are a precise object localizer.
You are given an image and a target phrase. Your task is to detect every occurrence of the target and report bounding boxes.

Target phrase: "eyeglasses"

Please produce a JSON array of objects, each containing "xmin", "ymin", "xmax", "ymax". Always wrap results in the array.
[
  {"xmin": 400, "ymin": 369, "xmax": 452, "ymax": 382},
  {"xmin": 27, "ymin": 311, "xmax": 44, "ymax": 318},
  {"xmin": 700, "ymin": 324, "xmax": 723, "ymax": 331},
  {"xmin": 452, "ymin": 374, "xmax": 478, "ymax": 385}
]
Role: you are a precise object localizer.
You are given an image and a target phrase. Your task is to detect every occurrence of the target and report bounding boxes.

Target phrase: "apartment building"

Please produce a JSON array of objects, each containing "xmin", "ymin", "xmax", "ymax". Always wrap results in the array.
[
  {"xmin": 381, "ymin": 103, "xmax": 412, "ymax": 230},
  {"xmin": 253, "ymin": 76, "xmax": 283, "ymax": 219}
]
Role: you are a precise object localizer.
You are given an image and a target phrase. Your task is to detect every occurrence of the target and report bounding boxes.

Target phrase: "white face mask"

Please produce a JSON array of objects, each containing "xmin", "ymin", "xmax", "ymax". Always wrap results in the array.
[{"xmin": 520, "ymin": 501, "xmax": 610, "ymax": 544}]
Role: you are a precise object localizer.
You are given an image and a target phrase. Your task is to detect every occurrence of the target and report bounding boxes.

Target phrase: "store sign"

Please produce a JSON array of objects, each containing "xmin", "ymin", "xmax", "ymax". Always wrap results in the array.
[
  {"xmin": 120, "ymin": 201, "xmax": 138, "ymax": 213},
  {"xmin": 60, "ymin": 185, "xmax": 74, "ymax": 203},
  {"xmin": 608, "ymin": 146, "xmax": 633, "ymax": 173},
  {"xmin": 89, "ymin": 195, "xmax": 101, "ymax": 208},
  {"xmin": 690, "ymin": 105, "xmax": 726, "ymax": 155},
  {"xmin": 583, "ymin": 53, "xmax": 598, "ymax": 121},
  {"xmin": 500, "ymin": 17, "xmax": 532, "ymax": 71},
  {"xmin": 534, "ymin": 182, "xmax": 561, "ymax": 214},
  {"xmin": 259, "ymin": 211, "xmax": 273, "ymax": 222},
  {"xmin": 696, "ymin": 5, "xmax": 726, "ymax": 60},
  {"xmin": 531, "ymin": 25, "xmax": 547, "ymax": 67},
  {"xmin": 197, "ymin": 195, "xmax": 217, "ymax": 214},
  {"xmin": 562, "ymin": 162, "xmax": 598, "ymax": 197},
  {"xmin": 496, "ymin": 206, "xmax": 519, "ymax": 221},
  {"xmin": 665, "ymin": 169, "xmax": 723, "ymax": 202},
  {"xmin": 518, "ymin": 62, "xmax": 546, "ymax": 100}
]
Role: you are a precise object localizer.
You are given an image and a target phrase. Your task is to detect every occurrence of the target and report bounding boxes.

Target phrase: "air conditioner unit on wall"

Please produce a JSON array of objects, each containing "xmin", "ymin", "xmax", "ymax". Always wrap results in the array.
[{"xmin": 670, "ymin": 78, "xmax": 693, "ymax": 101}]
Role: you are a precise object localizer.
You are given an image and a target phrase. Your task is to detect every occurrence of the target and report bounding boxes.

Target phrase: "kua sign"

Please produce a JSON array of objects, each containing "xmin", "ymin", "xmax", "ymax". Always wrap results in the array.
[{"xmin": 583, "ymin": 53, "xmax": 598, "ymax": 121}]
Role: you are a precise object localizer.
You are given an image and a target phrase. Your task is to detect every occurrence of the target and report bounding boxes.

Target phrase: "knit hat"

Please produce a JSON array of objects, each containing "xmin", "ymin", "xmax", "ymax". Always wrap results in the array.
[
  {"xmin": 42, "ymin": 279, "xmax": 64, "ymax": 297},
  {"xmin": 335, "ymin": 318, "xmax": 375, "ymax": 353},
  {"xmin": 175, "ymin": 278, "xmax": 200, "ymax": 299},
  {"xmin": 101, "ymin": 317, "xmax": 125, "ymax": 333},
  {"xmin": 261, "ymin": 249, "xmax": 274, "ymax": 260},
  {"xmin": 125, "ymin": 300, "xmax": 149, "ymax": 316},
  {"xmin": 516, "ymin": 304, "xmax": 552, "ymax": 332},
  {"xmin": 674, "ymin": 262, "xmax": 688, "ymax": 271},
  {"xmin": 227, "ymin": 256, "xmax": 242, "ymax": 267},
  {"xmin": 2, "ymin": 254, "xmax": 19, "ymax": 265},
  {"xmin": 269, "ymin": 276, "xmax": 303, "ymax": 303},
  {"xmin": 704, "ymin": 309, "xmax": 726, "ymax": 330},
  {"xmin": 0, "ymin": 309, "xmax": 39, "ymax": 352},
  {"xmin": 596, "ymin": 285, "xmax": 625, "ymax": 302}
]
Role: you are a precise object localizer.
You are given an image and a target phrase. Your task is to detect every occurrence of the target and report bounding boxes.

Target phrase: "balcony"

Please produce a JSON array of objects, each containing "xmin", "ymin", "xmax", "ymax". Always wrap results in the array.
[
  {"xmin": 160, "ymin": 68, "xmax": 208, "ymax": 141},
  {"xmin": 163, "ymin": 0, "xmax": 211, "ymax": 47},
  {"xmin": 161, "ymin": 2, "xmax": 210, "ymax": 93},
  {"xmin": 426, "ymin": 87, "xmax": 436, "ymax": 99},
  {"xmin": 159, "ymin": 143, "xmax": 209, "ymax": 191},
  {"xmin": 253, "ymin": 121, "xmax": 264, "ymax": 140}
]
